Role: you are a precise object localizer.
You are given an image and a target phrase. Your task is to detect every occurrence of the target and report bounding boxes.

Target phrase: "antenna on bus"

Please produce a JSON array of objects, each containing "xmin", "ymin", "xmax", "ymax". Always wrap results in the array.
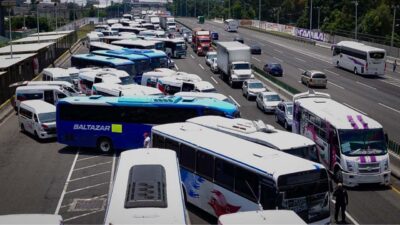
[{"xmin": 245, "ymin": 180, "xmax": 263, "ymax": 211}]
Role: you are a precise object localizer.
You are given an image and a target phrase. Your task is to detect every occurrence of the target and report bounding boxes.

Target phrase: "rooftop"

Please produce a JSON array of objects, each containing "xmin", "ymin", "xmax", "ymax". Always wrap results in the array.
[
  {"xmin": 0, "ymin": 53, "xmax": 37, "ymax": 69},
  {"xmin": 0, "ymin": 42, "xmax": 55, "ymax": 55}
]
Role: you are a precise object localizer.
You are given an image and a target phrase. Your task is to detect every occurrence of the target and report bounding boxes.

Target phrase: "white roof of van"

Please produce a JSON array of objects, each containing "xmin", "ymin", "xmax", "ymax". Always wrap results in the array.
[
  {"xmin": 0, "ymin": 42, "xmax": 55, "ymax": 55},
  {"xmin": 294, "ymin": 91, "xmax": 382, "ymax": 129},
  {"xmin": 187, "ymin": 116, "xmax": 315, "ymax": 150},
  {"xmin": 0, "ymin": 214, "xmax": 62, "ymax": 224},
  {"xmin": 218, "ymin": 210, "xmax": 306, "ymax": 225},
  {"xmin": 194, "ymin": 81, "xmax": 215, "ymax": 91},
  {"xmin": 0, "ymin": 53, "xmax": 36, "ymax": 69},
  {"xmin": 153, "ymin": 122, "xmax": 325, "ymax": 178},
  {"xmin": 16, "ymin": 85, "xmax": 61, "ymax": 91},
  {"xmin": 158, "ymin": 74, "xmax": 202, "ymax": 85},
  {"xmin": 43, "ymin": 68, "xmax": 71, "ymax": 78},
  {"xmin": 20, "ymin": 100, "xmax": 56, "ymax": 113}
]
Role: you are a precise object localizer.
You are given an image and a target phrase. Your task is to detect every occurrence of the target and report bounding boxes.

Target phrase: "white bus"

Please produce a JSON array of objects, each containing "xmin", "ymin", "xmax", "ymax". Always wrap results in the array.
[
  {"xmin": 105, "ymin": 148, "xmax": 189, "ymax": 225},
  {"xmin": 293, "ymin": 90, "xmax": 390, "ymax": 187},
  {"xmin": 151, "ymin": 122, "xmax": 331, "ymax": 224},
  {"xmin": 332, "ymin": 41, "xmax": 386, "ymax": 76},
  {"xmin": 92, "ymin": 83, "xmax": 163, "ymax": 97},
  {"xmin": 218, "ymin": 210, "xmax": 306, "ymax": 225},
  {"xmin": 187, "ymin": 116, "xmax": 318, "ymax": 162},
  {"xmin": 224, "ymin": 19, "xmax": 239, "ymax": 32}
]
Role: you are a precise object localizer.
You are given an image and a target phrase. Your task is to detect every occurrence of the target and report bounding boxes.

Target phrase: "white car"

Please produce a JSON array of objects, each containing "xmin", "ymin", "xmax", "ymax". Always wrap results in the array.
[
  {"xmin": 210, "ymin": 58, "xmax": 219, "ymax": 73},
  {"xmin": 205, "ymin": 51, "xmax": 217, "ymax": 66},
  {"xmin": 242, "ymin": 79, "xmax": 267, "ymax": 100},
  {"xmin": 256, "ymin": 91, "xmax": 281, "ymax": 113}
]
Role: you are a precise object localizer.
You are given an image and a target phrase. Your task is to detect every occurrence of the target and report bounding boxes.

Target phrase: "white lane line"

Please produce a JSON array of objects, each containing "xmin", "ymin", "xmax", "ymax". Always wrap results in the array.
[
  {"xmin": 228, "ymin": 95, "xmax": 241, "ymax": 107},
  {"xmin": 63, "ymin": 209, "xmax": 105, "ymax": 222},
  {"xmin": 60, "ymin": 194, "xmax": 108, "ymax": 209},
  {"xmin": 65, "ymin": 182, "xmax": 109, "ymax": 194},
  {"xmin": 273, "ymin": 56, "xmax": 283, "ymax": 62},
  {"xmin": 324, "ymin": 69, "xmax": 340, "ymax": 76},
  {"xmin": 343, "ymin": 103, "xmax": 368, "ymax": 115},
  {"xmin": 252, "ymin": 57, "xmax": 261, "ymax": 62},
  {"xmin": 378, "ymin": 103, "xmax": 400, "ymax": 114},
  {"xmin": 54, "ymin": 151, "xmax": 80, "ymax": 214},
  {"xmin": 107, "ymin": 153, "xmax": 117, "ymax": 206},
  {"xmin": 331, "ymin": 199, "xmax": 360, "ymax": 225},
  {"xmin": 274, "ymin": 49, "xmax": 283, "ymax": 53},
  {"xmin": 76, "ymin": 154, "xmax": 107, "ymax": 162},
  {"xmin": 385, "ymin": 75, "xmax": 400, "ymax": 82},
  {"xmin": 381, "ymin": 80, "xmax": 400, "ymax": 88},
  {"xmin": 328, "ymin": 81, "xmax": 345, "ymax": 89},
  {"xmin": 356, "ymin": 81, "xmax": 376, "ymax": 90},
  {"xmin": 298, "ymin": 68, "xmax": 305, "ymax": 72},
  {"xmin": 211, "ymin": 77, "xmax": 218, "ymax": 84},
  {"xmin": 73, "ymin": 161, "xmax": 112, "ymax": 171},
  {"xmin": 295, "ymin": 57, "xmax": 306, "ymax": 62},
  {"xmin": 69, "ymin": 171, "xmax": 111, "ymax": 182},
  {"xmin": 190, "ymin": 54, "xmax": 195, "ymax": 59},
  {"xmin": 199, "ymin": 64, "xmax": 205, "ymax": 70},
  {"xmin": 174, "ymin": 64, "xmax": 179, "ymax": 70}
]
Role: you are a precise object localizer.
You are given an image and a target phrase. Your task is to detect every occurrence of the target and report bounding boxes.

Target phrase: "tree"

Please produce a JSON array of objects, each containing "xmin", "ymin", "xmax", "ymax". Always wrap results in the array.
[{"xmin": 359, "ymin": 3, "xmax": 392, "ymax": 36}]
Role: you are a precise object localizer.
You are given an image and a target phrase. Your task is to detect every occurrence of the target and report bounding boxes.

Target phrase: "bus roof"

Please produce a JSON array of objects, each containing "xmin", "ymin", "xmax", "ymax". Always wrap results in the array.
[
  {"xmin": 93, "ymin": 83, "xmax": 162, "ymax": 96},
  {"xmin": 72, "ymin": 54, "xmax": 134, "ymax": 66},
  {"xmin": 174, "ymin": 92, "xmax": 228, "ymax": 101},
  {"xmin": 158, "ymin": 74, "xmax": 202, "ymax": 85},
  {"xmin": 152, "ymin": 122, "xmax": 325, "ymax": 178},
  {"xmin": 294, "ymin": 91, "xmax": 382, "ymax": 129},
  {"xmin": 59, "ymin": 95, "xmax": 238, "ymax": 114},
  {"xmin": 218, "ymin": 210, "xmax": 306, "ymax": 225},
  {"xmin": 112, "ymin": 39, "xmax": 156, "ymax": 47},
  {"xmin": 93, "ymin": 49, "xmax": 149, "ymax": 60},
  {"xmin": 336, "ymin": 41, "xmax": 386, "ymax": 53},
  {"xmin": 122, "ymin": 48, "xmax": 167, "ymax": 57},
  {"xmin": 105, "ymin": 149, "xmax": 186, "ymax": 225},
  {"xmin": 187, "ymin": 116, "xmax": 315, "ymax": 150}
]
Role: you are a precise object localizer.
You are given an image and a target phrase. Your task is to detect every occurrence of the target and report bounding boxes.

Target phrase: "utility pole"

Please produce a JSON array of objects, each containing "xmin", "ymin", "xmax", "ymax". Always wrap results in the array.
[
  {"xmin": 309, "ymin": 0, "xmax": 313, "ymax": 32},
  {"xmin": 207, "ymin": 0, "xmax": 209, "ymax": 18},
  {"xmin": 185, "ymin": 0, "xmax": 187, "ymax": 17},
  {"xmin": 391, "ymin": 5, "xmax": 399, "ymax": 47},
  {"xmin": 194, "ymin": 0, "xmax": 196, "ymax": 17},
  {"xmin": 1, "ymin": 0, "xmax": 16, "ymax": 59},
  {"xmin": 353, "ymin": 0, "xmax": 358, "ymax": 40},
  {"xmin": 258, "ymin": 0, "xmax": 261, "ymax": 28},
  {"xmin": 229, "ymin": 0, "xmax": 231, "ymax": 18},
  {"xmin": 36, "ymin": 0, "xmax": 40, "ymax": 42},
  {"xmin": 316, "ymin": 6, "xmax": 320, "ymax": 30}
]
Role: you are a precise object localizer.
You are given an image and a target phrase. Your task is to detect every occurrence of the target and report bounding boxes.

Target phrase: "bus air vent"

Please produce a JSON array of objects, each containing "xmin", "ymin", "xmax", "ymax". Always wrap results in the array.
[{"xmin": 125, "ymin": 165, "xmax": 167, "ymax": 208}]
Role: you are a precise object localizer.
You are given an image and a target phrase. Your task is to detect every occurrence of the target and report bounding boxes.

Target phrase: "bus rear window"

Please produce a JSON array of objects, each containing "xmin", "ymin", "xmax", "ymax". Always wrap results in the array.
[{"xmin": 369, "ymin": 52, "xmax": 385, "ymax": 59}]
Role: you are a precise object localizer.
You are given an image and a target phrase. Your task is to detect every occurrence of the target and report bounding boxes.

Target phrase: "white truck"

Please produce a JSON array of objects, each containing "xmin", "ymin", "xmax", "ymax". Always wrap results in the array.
[
  {"xmin": 217, "ymin": 41, "xmax": 253, "ymax": 87},
  {"xmin": 150, "ymin": 16, "xmax": 160, "ymax": 29},
  {"xmin": 160, "ymin": 17, "xmax": 176, "ymax": 31}
]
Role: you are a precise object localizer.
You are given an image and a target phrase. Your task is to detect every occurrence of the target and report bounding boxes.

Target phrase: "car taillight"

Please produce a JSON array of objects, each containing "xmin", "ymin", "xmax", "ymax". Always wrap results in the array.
[{"xmin": 42, "ymin": 124, "xmax": 48, "ymax": 130}]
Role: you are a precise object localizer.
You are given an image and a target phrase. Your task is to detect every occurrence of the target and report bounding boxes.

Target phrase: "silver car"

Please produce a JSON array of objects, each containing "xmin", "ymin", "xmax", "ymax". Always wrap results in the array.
[
  {"xmin": 256, "ymin": 91, "xmax": 281, "ymax": 113},
  {"xmin": 205, "ymin": 51, "xmax": 217, "ymax": 66},
  {"xmin": 242, "ymin": 79, "xmax": 267, "ymax": 100},
  {"xmin": 275, "ymin": 101, "xmax": 293, "ymax": 130}
]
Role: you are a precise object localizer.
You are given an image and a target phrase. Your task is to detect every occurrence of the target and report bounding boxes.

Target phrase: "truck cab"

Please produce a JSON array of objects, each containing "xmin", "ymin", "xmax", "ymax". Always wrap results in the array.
[{"xmin": 192, "ymin": 29, "xmax": 211, "ymax": 56}]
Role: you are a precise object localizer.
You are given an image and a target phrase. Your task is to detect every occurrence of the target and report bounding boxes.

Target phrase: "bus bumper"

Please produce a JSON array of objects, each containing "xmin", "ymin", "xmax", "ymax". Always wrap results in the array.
[{"xmin": 342, "ymin": 170, "xmax": 391, "ymax": 187}]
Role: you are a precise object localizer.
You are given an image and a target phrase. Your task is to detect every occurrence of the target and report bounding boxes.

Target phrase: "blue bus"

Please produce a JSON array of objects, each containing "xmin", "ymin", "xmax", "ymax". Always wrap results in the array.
[
  {"xmin": 92, "ymin": 49, "xmax": 152, "ymax": 83},
  {"xmin": 56, "ymin": 95, "xmax": 240, "ymax": 153},
  {"xmin": 71, "ymin": 54, "xmax": 137, "ymax": 77},
  {"xmin": 121, "ymin": 49, "xmax": 169, "ymax": 70}
]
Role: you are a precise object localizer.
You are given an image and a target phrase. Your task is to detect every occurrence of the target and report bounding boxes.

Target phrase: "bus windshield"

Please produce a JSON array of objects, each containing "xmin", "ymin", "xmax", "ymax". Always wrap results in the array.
[
  {"xmin": 369, "ymin": 52, "xmax": 385, "ymax": 59},
  {"xmin": 176, "ymin": 43, "xmax": 186, "ymax": 50},
  {"xmin": 285, "ymin": 145, "xmax": 319, "ymax": 163},
  {"xmin": 339, "ymin": 128, "xmax": 387, "ymax": 156},
  {"xmin": 117, "ymin": 65, "xmax": 136, "ymax": 77}
]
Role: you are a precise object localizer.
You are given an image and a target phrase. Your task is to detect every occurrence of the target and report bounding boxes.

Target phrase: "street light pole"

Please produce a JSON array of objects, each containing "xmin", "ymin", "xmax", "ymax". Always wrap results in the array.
[
  {"xmin": 258, "ymin": 0, "xmax": 261, "ymax": 28},
  {"xmin": 353, "ymin": 0, "xmax": 358, "ymax": 40},
  {"xmin": 316, "ymin": 6, "xmax": 320, "ymax": 30},
  {"xmin": 36, "ymin": 0, "xmax": 40, "ymax": 42},
  {"xmin": 207, "ymin": 0, "xmax": 209, "ymax": 18},
  {"xmin": 229, "ymin": 0, "xmax": 231, "ymax": 18},
  {"xmin": 8, "ymin": 8, "xmax": 13, "ymax": 58},
  {"xmin": 391, "ymin": 5, "xmax": 398, "ymax": 47},
  {"xmin": 309, "ymin": 0, "xmax": 313, "ymax": 32}
]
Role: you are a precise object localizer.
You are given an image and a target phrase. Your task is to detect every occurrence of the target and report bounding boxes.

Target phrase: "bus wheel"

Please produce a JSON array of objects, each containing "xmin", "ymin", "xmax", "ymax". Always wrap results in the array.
[
  {"xmin": 334, "ymin": 168, "xmax": 343, "ymax": 183},
  {"xmin": 97, "ymin": 137, "xmax": 113, "ymax": 153},
  {"xmin": 336, "ymin": 61, "xmax": 339, "ymax": 67},
  {"xmin": 354, "ymin": 67, "xmax": 358, "ymax": 75}
]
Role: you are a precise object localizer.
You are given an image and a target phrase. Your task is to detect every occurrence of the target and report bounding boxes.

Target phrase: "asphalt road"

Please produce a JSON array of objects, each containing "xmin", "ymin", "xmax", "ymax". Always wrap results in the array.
[{"xmin": 0, "ymin": 25, "xmax": 400, "ymax": 225}]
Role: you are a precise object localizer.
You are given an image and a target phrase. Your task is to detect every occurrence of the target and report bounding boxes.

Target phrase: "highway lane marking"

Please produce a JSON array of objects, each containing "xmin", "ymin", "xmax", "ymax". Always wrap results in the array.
[
  {"xmin": 274, "ymin": 49, "xmax": 283, "ymax": 53},
  {"xmin": 199, "ymin": 64, "xmax": 205, "ymax": 70},
  {"xmin": 385, "ymin": 75, "xmax": 400, "ymax": 82},
  {"xmin": 380, "ymin": 79, "xmax": 400, "ymax": 88},
  {"xmin": 73, "ymin": 161, "xmax": 112, "ymax": 171},
  {"xmin": 229, "ymin": 95, "xmax": 241, "ymax": 107},
  {"xmin": 76, "ymin": 155, "xmax": 108, "ymax": 162},
  {"xmin": 60, "ymin": 193, "xmax": 108, "ymax": 209},
  {"xmin": 65, "ymin": 182, "xmax": 109, "ymax": 194},
  {"xmin": 295, "ymin": 57, "xmax": 306, "ymax": 62},
  {"xmin": 356, "ymin": 81, "xmax": 377, "ymax": 90},
  {"xmin": 331, "ymin": 199, "xmax": 360, "ymax": 225},
  {"xmin": 69, "ymin": 171, "xmax": 111, "ymax": 182},
  {"xmin": 174, "ymin": 64, "xmax": 179, "ymax": 70},
  {"xmin": 63, "ymin": 209, "xmax": 105, "ymax": 222},
  {"xmin": 378, "ymin": 103, "xmax": 400, "ymax": 114},
  {"xmin": 252, "ymin": 57, "xmax": 261, "ymax": 62},
  {"xmin": 54, "ymin": 151, "xmax": 80, "ymax": 214},
  {"xmin": 273, "ymin": 56, "xmax": 283, "ymax": 62},
  {"xmin": 298, "ymin": 68, "xmax": 305, "ymax": 72},
  {"xmin": 324, "ymin": 69, "xmax": 340, "ymax": 76},
  {"xmin": 211, "ymin": 77, "xmax": 218, "ymax": 84},
  {"xmin": 190, "ymin": 54, "xmax": 195, "ymax": 59},
  {"xmin": 328, "ymin": 81, "xmax": 345, "ymax": 89},
  {"xmin": 343, "ymin": 103, "xmax": 368, "ymax": 115},
  {"xmin": 108, "ymin": 153, "xmax": 117, "ymax": 203}
]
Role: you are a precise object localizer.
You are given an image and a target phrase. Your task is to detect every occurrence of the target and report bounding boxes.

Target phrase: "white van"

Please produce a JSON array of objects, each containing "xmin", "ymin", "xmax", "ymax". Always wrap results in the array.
[
  {"xmin": 141, "ymin": 68, "xmax": 187, "ymax": 87},
  {"xmin": 156, "ymin": 74, "xmax": 202, "ymax": 95},
  {"xmin": 18, "ymin": 100, "xmax": 57, "ymax": 139},
  {"xmin": 42, "ymin": 68, "xmax": 74, "ymax": 84},
  {"xmin": 92, "ymin": 83, "xmax": 163, "ymax": 96},
  {"xmin": 174, "ymin": 92, "xmax": 233, "ymax": 104},
  {"xmin": 193, "ymin": 80, "xmax": 216, "ymax": 92},
  {"xmin": 15, "ymin": 85, "xmax": 77, "ymax": 109}
]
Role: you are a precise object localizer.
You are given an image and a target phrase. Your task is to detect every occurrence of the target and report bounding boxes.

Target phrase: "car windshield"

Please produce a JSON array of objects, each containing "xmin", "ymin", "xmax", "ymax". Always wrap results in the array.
[
  {"xmin": 286, "ymin": 105, "xmax": 293, "ymax": 115},
  {"xmin": 265, "ymin": 94, "xmax": 280, "ymax": 101},
  {"xmin": 199, "ymin": 38, "xmax": 210, "ymax": 43},
  {"xmin": 252, "ymin": 46, "xmax": 260, "ymax": 49},
  {"xmin": 176, "ymin": 43, "xmax": 186, "ymax": 50},
  {"xmin": 339, "ymin": 129, "xmax": 387, "ymax": 156},
  {"xmin": 233, "ymin": 63, "xmax": 250, "ymax": 70},
  {"xmin": 38, "ymin": 112, "xmax": 56, "ymax": 123},
  {"xmin": 249, "ymin": 82, "xmax": 264, "ymax": 88}
]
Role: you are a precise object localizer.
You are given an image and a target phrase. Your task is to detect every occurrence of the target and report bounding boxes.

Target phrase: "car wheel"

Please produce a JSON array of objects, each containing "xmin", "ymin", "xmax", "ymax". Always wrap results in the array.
[
  {"xmin": 256, "ymin": 101, "xmax": 260, "ymax": 109},
  {"xmin": 354, "ymin": 67, "xmax": 358, "ymax": 75},
  {"xmin": 34, "ymin": 131, "xmax": 39, "ymax": 140},
  {"xmin": 97, "ymin": 137, "xmax": 113, "ymax": 153},
  {"xmin": 229, "ymin": 77, "xmax": 233, "ymax": 87},
  {"xmin": 246, "ymin": 92, "xmax": 250, "ymax": 100},
  {"xmin": 284, "ymin": 121, "xmax": 289, "ymax": 130},
  {"xmin": 307, "ymin": 81, "xmax": 311, "ymax": 88},
  {"xmin": 20, "ymin": 124, "xmax": 25, "ymax": 132}
]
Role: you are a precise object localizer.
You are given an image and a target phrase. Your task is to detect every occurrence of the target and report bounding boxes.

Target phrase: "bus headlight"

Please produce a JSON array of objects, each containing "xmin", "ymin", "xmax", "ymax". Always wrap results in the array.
[{"xmin": 346, "ymin": 161, "xmax": 354, "ymax": 172}]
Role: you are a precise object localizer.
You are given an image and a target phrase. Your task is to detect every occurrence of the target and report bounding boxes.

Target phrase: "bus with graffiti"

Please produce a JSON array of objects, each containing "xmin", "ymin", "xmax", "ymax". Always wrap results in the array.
[
  {"xmin": 292, "ymin": 90, "xmax": 390, "ymax": 187},
  {"xmin": 151, "ymin": 122, "xmax": 331, "ymax": 224}
]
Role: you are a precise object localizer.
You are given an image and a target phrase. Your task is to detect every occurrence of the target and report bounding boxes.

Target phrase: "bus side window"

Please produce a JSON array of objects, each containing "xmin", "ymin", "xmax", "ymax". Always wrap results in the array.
[
  {"xmin": 196, "ymin": 151, "xmax": 214, "ymax": 180},
  {"xmin": 214, "ymin": 158, "xmax": 234, "ymax": 191},
  {"xmin": 260, "ymin": 182, "xmax": 277, "ymax": 209},
  {"xmin": 152, "ymin": 133, "xmax": 165, "ymax": 148},
  {"xmin": 180, "ymin": 144, "xmax": 196, "ymax": 172},
  {"xmin": 234, "ymin": 167, "xmax": 259, "ymax": 201},
  {"xmin": 165, "ymin": 138, "xmax": 180, "ymax": 156}
]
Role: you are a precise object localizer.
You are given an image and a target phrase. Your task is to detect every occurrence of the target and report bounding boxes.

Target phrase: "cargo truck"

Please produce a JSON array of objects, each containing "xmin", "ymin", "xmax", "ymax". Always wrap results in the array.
[
  {"xmin": 216, "ymin": 41, "xmax": 253, "ymax": 87},
  {"xmin": 191, "ymin": 28, "xmax": 211, "ymax": 56},
  {"xmin": 160, "ymin": 16, "xmax": 176, "ymax": 31}
]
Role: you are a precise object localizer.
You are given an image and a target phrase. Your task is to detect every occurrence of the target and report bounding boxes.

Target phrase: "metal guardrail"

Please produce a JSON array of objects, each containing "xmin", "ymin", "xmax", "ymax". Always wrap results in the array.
[{"xmin": 388, "ymin": 139, "xmax": 400, "ymax": 155}]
